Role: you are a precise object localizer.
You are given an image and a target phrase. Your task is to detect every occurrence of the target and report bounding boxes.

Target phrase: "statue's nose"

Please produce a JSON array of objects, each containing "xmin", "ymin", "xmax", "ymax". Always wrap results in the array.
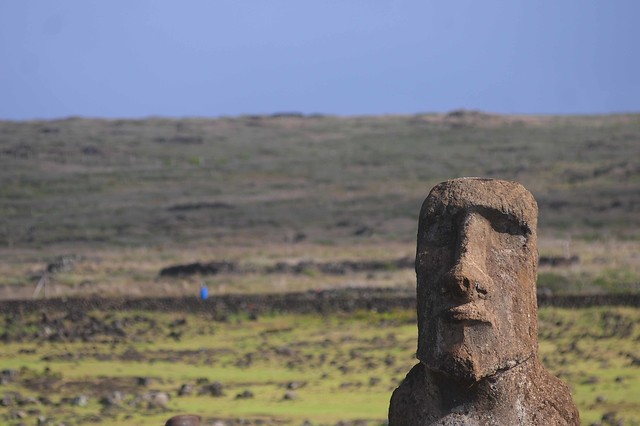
[
  {"xmin": 442, "ymin": 213, "xmax": 492, "ymax": 302},
  {"xmin": 444, "ymin": 260, "xmax": 490, "ymax": 302}
]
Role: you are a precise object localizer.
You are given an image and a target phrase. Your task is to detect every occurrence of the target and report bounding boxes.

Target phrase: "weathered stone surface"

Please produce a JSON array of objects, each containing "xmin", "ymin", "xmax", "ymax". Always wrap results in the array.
[{"xmin": 389, "ymin": 178, "xmax": 579, "ymax": 425}]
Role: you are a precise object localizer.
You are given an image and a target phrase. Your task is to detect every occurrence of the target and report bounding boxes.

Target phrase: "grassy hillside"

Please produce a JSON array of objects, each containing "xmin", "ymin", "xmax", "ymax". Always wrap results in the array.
[
  {"xmin": 0, "ymin": 112, "xmax": 639, "ymax": 296},
  {"xmin": 0, "ymin": 307, "xmax": 638, "ymax": 425}
]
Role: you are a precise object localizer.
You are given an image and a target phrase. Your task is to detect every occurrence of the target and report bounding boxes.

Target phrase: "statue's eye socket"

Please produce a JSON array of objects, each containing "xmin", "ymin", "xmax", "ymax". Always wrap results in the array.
[
  {"xmin": 425, "ymin": 217, "xmax": 455, "ymax": 246},
  {"xmin": 481, "ymin": 209, "xmax": 530, "ymax": 237},
  {"xmin": 491, "ymin": 218, "xmax": 528, "ymax": 236}
]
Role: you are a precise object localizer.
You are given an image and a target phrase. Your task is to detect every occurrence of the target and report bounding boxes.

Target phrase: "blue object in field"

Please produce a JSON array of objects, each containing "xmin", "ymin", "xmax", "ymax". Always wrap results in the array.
[{"xmin": 200, "ymin": 286, "xmax": 208, "ymax": 300}]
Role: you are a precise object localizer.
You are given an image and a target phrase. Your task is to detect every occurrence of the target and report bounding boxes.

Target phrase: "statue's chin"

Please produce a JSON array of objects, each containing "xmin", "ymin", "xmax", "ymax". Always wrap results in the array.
[
  {"xmin": 424, "ymin": 350, "xmax": 488, "ymax": 384},
  {"xmin": 420, "ymin": 319, "xmax": 497, "ymax": 383},
  {"xmin": 423, "ymin": 343, "xmax": 534, "ymax": 384},
  {"xmin": 419, "ymin": 315, "xmax": 536, "ymax": 384}
]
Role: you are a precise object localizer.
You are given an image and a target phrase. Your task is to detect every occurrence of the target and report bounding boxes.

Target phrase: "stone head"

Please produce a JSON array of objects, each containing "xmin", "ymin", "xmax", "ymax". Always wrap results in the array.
[{"xmin": 416, "ymin": 178, "xmax": 539, "ymax": 383}]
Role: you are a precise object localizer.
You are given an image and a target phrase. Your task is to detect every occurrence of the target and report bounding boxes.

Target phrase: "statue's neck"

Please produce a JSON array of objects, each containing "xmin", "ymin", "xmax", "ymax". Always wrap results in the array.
[{"xmin": 429, "ymin": 356, "xmax": 538, "ymax": 413}]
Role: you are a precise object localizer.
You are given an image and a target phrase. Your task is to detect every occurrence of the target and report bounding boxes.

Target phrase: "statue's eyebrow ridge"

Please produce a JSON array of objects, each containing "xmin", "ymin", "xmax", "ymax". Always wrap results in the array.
[{"xmin": 475, "ymin": 205, "xmax": 532, "ymax": 235}]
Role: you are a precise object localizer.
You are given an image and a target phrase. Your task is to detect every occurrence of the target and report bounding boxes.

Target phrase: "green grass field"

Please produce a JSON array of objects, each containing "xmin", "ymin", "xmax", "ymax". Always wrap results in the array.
[
  {"xmin": 0, "ymin": 307, "xmax": 639, "ymax": 425},
  {"xmin": 1, "ymin": 113, "xmax": 639, "ymax": 425}
]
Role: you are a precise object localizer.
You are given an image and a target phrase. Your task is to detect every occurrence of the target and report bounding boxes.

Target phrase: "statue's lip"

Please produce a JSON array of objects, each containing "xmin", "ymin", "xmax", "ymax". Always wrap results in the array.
[{"xmin": 443, "ymin": 303, "xmax": 493, "ymax": 325}]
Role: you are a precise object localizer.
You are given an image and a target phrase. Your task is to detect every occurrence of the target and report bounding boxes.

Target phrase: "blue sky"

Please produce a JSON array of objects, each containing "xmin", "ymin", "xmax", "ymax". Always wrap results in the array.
[{"xmin": 1, "ymin": 1, "xmax": 639, "ymax": 120}]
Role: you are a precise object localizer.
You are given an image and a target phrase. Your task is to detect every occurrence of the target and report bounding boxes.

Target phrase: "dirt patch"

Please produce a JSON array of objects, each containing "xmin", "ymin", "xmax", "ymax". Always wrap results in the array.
[
  {"xmin": 159, "ymin": 257, "xmax": 413, "ymax": 277},
  {"xmin": 0, "ymin": 290, "xmax": 637, "ymax": 326}
]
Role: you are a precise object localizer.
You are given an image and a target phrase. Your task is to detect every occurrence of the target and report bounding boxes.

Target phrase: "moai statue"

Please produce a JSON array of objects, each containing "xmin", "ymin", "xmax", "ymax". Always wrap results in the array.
[{"xmin": 389, "ymin": 178, "xmax": 579, "ymax": 425}]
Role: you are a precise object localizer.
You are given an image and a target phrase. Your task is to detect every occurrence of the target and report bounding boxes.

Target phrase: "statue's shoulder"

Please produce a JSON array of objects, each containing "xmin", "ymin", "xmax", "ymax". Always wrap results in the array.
[
  {"xmin": 525, "ymin": 363, "xmax": 580, "ymax": 425},
  {"xmin": 389, "ymin": 363, "xmax": 440, "ymax": 426}
]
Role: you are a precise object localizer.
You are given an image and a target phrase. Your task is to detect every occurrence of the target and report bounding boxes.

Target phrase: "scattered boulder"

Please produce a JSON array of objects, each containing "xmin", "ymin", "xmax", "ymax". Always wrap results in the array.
[
  {"xmin": 147, "ymin": 391, "xmax": 170, "ymax": 409},
  {"xmin": 1, "ymin": 368, "xmax": 19, "ymax": 384},
  {"xmin": 200, "ymin": 381, "xmax": 224, "ymax": 397},
  {"xmin": 36, "ymin": 416, "xmax": 52, "ymax": 426},
  {"xmin": 99, "ymin": 390, "xmax": 124, "ymax": 408},
  {"xmin": 165, "ymin": 414, "xmax": 202, "ymax": 426},
  {"xmin": 8, "ymin": 409, "xmax": 27, "ymax": 419},
  {"xmin": 601, "ymin": 411, "xmax": 622, "ymax": 426},
  {"xmin": 72, "ymin": 395, "xmax": 89, "ymax": 407},
  {"xmin": 178, "ymin": 383, "xmax": 194, "ymax": 396},
  {"xmin": 286, "ymin": 381, "xmax": 303, "ymax": 390},
  {"xmin": 1, "ymin": 392, "xmax": 18, "ymax": 406},
  {"xmin": 283, "ymin": 391, "xmax": 297, "ymax": 400},
  {"xmin": 38, "ymin": 395, "xmax": 53, "ymax": 406},
  {"xmin": 368, "ymin": 377, "xmax": 381, "ymax": 386},
  {"xmin": 235, "ymin": 390, "xmax": 254, "ymax": 399},
  {"xmin": 17, "ymin": 395, "xmax": 39, "ymax": 406}
]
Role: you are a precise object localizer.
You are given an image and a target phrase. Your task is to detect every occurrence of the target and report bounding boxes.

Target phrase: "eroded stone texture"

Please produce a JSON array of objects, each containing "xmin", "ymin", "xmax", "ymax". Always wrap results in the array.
[{"xmin": 389, "ymin": 178, "xmax": 579, "ymax": 425}]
